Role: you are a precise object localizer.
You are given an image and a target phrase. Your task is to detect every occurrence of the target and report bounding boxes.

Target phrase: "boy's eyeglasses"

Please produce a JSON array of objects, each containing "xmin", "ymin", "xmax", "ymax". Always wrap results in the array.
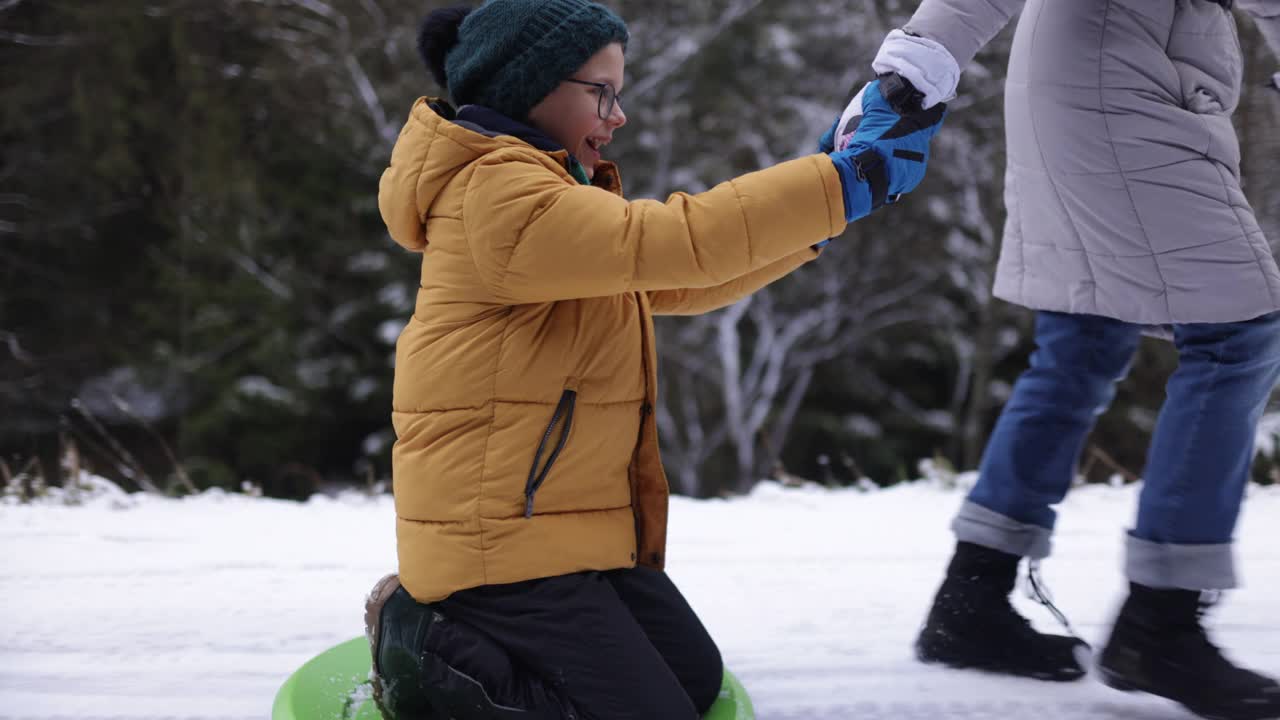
[{"xmin": 564, "ymin": 79, "xmax": 621, "ymax": 120}]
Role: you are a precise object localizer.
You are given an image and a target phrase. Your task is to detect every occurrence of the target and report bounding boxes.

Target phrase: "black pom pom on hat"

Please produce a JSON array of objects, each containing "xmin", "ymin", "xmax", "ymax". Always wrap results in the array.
[{"xmin": 417, "ymin": 5, "xmax": 473, "ymax": 90}]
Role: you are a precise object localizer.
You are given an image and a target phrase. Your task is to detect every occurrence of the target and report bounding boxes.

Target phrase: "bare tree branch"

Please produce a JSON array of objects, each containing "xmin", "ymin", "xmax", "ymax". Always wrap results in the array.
[
  {"xmin": 0, "ymin": 29, "xmax": 77, "ymax": 46},
  {"xmin": 345, "ymin": 54, "xmax": 396, "ymax": 144},
  {"xmin": 627, "ymin": 0, "xmax": 768, "ymax": 102}
]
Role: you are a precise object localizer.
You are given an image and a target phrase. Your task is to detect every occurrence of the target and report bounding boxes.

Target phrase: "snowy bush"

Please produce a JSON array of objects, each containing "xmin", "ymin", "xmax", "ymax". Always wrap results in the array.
[
  {"xmin": 2, "ymin": 469, "xmax": 135, "ymax": 508},
  {"xmin": 1255, "ymin": 414, "xmax": 1280, "ymax": 486},
  {"xmin": 917, "ymin": 455, "xmax": 979, "ymax": 491}
]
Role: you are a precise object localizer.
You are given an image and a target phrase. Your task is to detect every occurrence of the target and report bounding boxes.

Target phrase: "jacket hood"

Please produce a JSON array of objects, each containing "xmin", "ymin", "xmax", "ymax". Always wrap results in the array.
[{"xmin": 378, "ymin": 98, "xmax": 620, "ymax": 252}]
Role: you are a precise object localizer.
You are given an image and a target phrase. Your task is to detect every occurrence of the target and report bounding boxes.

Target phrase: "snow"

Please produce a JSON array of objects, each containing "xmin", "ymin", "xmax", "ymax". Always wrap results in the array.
[
  {"xmin": 5, "ymin": 478, "xmax": 1280, "ymax": 719},
  {"xmin": 75, "ymin": 368, "xmax": 177, "ymax": 424},
  {"xmin": 376, "ymin": 319, "xmax": 402, "ymax": 346},
  {"xmin": 235, "ymin": 376, "xmax": 298, "ymax": 407},
  {"xmin": 1258, "ymin": 413, "xmax": 1280, "ymax": 456}
]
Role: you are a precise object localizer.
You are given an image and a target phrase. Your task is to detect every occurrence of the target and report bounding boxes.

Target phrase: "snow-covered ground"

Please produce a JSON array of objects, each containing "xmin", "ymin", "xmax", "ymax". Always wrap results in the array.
[{"xmin": 5, "ymin": 477, "xmax": 1280, "ymax": 720}]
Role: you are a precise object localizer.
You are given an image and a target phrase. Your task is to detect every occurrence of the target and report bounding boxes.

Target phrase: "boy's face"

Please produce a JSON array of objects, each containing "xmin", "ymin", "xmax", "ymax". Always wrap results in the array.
[{"xmin": 528, "ymin": 43, "xmax": 627, "ymax": 180}]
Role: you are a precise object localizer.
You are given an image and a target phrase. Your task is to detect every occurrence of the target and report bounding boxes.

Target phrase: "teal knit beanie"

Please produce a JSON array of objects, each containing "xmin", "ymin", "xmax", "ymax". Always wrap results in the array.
[{"xmin": 442, "ymin": 0, "xmax": 629, "ymax": 121}]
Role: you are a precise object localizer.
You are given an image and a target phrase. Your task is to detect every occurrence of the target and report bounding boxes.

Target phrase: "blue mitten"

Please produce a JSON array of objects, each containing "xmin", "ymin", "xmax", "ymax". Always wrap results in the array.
[{"xmin": 828, "ymin": 78, "xmax": 947, "ymax": 222}]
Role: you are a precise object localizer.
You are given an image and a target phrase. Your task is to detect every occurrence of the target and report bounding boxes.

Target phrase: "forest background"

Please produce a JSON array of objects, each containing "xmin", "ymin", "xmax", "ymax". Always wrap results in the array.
[{"xmin": 4, "ymin": 0, "xmax": 1279, "ymax": 500}]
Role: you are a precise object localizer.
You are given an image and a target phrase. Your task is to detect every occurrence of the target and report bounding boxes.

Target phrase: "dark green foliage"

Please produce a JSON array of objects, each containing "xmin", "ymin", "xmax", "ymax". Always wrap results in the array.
[{"xmin": 2, "ymin": 0, "xmax": 423, "ymax": 494}]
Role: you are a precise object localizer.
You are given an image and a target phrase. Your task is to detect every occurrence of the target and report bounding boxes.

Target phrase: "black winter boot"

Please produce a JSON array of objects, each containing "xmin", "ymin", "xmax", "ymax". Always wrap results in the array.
[
  {"xmin": 365, "ymin": 573, "xmax": 446, "ymax": 719},
  {"xmin": 365, "ymin": 574, "xmax": 563, "ymax": 720},
  {"xmin": 1098, "ymin": 583, "xmax": 1280, "ymax": 720},
  {"xmin": 914, "ymin": 542, "xmax": 1090, "ymax": 681}
]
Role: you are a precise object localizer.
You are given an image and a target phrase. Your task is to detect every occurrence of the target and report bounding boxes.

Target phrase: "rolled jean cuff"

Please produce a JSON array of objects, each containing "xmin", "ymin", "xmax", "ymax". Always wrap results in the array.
[
  {"xmin": 1125, "ymin": 532, "xmax": 1238, "ymax": 590},
  {"xmin": 951, "ymin": 500, "xmax": 1053, "ymax": 559}
]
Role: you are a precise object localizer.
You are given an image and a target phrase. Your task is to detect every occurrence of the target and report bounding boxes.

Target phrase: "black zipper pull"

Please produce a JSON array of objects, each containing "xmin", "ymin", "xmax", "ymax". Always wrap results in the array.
[{"xmin": 524, "ymin": 390, "xmax": 577, "ymax": 518}]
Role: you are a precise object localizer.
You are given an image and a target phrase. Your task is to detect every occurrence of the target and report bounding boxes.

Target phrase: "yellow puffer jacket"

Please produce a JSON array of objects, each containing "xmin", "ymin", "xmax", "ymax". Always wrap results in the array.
[{"xmin": 380, "ymin": 98, "xmax": 847, "ymax": 602}]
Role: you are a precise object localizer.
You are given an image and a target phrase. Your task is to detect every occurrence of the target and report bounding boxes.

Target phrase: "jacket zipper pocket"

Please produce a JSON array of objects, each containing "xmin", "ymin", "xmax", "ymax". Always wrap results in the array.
[{"xmin": 524, "ymin": 389, "xmax": 577, "ymax": 518}]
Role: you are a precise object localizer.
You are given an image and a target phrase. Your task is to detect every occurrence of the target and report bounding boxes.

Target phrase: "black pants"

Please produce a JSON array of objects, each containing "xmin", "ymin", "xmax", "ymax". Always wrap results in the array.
[{"xmin": 385, "ymin": 567, "xmax": 723, "ymax": 720}]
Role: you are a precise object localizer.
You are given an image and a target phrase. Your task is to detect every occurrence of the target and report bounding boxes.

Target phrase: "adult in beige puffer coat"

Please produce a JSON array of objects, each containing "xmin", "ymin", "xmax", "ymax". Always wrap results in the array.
[{"xmin": 862, "ymin": 2, "xmax": 1280, "ymax": 718}]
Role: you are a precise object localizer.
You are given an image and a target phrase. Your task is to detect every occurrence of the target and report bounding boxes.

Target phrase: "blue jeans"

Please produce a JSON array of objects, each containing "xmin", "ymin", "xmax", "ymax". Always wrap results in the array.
[{"xmin": 954, "ymin": 311, "xmax": 1280, "ymax": 589}]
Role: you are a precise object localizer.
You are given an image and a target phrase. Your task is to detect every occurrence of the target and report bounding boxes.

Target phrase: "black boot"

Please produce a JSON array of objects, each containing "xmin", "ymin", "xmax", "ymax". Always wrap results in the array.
[
  {"xmin": 365, "ymin": 574, "xmax": 447, "ymax": 719},
  {"xmin": 1098, "ymin": 583, "xmax": 1280, "ymax": 720},
  {"xmin": 366, "ymin": 575, "xmax": 537, "ymax": 720},
  {"xmin": 914, "ymin": 542, "xmax": 1089, "ymax": 681}
]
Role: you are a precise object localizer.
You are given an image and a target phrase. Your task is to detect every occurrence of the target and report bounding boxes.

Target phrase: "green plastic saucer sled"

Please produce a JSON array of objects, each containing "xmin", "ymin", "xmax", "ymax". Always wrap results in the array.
[{"xmin": 273, "ymin": 637, "xmax": 756, "ymax": 720}]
